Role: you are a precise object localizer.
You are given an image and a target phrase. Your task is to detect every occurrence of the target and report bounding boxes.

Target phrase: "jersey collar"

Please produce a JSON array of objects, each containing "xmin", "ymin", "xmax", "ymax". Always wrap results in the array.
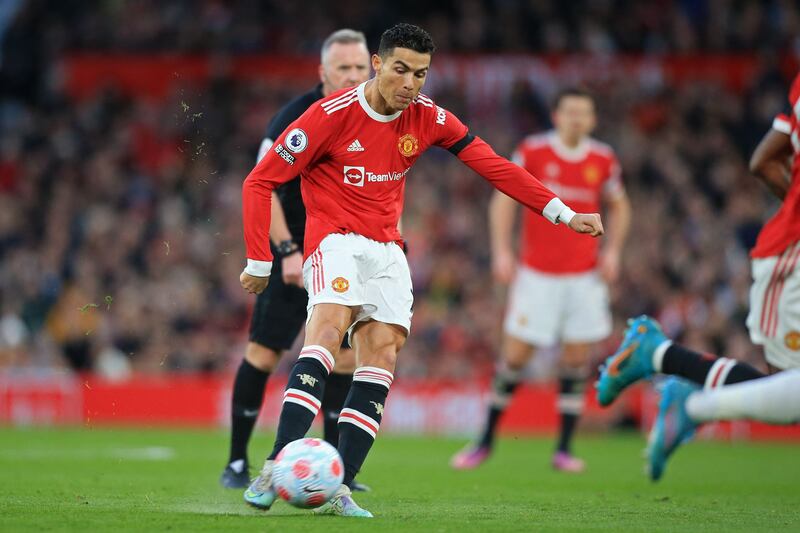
[
  {"xmin": 357, "ymin": 81, "xmax": 403, "ymax": 123},
  {"xmin": 548, "ymin": 131, "xmax": 590, "ymax": 162}
]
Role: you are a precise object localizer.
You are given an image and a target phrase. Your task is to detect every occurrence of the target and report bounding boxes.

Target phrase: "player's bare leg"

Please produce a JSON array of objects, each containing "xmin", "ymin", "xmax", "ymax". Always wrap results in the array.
[
  {"xmin": 245, "ymin": 303, "xmax": 355, "ymax": 510},
  {"xmin": 451, "ymin": 335, "xmax": 534, "ymax": 469},
  {"xmin": 222, "ymin": 342, "xmax": 280, "ymax": 488},
  {"xmin": 315, "ymin": 319, "xmax": 405, "ymax": 518},
  {"xmin": 553, "ymin": 342, "xmax": 591, "ymax": 473}
]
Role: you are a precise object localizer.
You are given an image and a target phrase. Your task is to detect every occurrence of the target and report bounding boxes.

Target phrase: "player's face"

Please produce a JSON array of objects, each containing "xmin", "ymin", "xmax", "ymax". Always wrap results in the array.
[
  {"xmin": 319, "ymin": 42, "xmax": 371, "ymax": 94},
  {"xmin": 373, "ymin": 47, "xmax": 431, "ymax": 111},
  {"xmin": 552, "ymin": 96, "xmax": 596, "ymax": 143}
]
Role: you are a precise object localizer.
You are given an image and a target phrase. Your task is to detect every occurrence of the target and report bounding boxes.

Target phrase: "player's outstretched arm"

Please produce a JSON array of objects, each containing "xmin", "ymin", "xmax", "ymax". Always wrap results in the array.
[{"xmin": 455, "ymin": 136, "xmax": 604, "ymax": 236}]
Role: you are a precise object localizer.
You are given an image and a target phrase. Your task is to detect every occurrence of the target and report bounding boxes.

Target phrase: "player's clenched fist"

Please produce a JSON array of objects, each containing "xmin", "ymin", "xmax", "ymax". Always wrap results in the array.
[
  {"xmin": 240, "ymin": 271, "xmax": 270, "ymax": 294},
  {"xmin": 568, "ymin": 213, "xmax": 604, "ymax": 237}
]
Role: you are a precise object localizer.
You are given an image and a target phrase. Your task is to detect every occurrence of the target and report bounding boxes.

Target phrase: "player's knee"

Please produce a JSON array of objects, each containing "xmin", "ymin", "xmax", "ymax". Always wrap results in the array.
[
  {"xmin": 309, "ymin": 323, "xmax": 346, "ymax": 354},
  {"xmin": 561, "ymin": 345, "xmax": 591, "ymax": 369},
  {"xmin": 503, "ymin": 353, "xmax": 528, "ymax": 371},
  {"xmin": 360, "ymin": 349, "xmax": 398, "ymax": 372},
  {"xmin": 245, "ymin": 342, "xmax": 280, "ymax": 371},
  {"xmin": 503, "ymin": 341, "xmax": 532, "ymax": 370}
]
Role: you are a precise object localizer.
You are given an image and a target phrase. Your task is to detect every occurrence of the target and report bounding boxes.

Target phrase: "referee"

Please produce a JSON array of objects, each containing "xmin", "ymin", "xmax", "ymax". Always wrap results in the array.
[{"xmin": 221, "ymin": 29, "xmax": 371, "ymax": 490}]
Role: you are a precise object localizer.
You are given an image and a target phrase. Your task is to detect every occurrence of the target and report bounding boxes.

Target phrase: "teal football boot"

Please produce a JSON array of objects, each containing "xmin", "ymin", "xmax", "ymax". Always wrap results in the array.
[
  {"xmin": 647, "ymin": 377, "xmax": 698, "ymax": 482},
  {"xmin": 596, "ymin": 315, "xmax": 667, "ymax": 406}
]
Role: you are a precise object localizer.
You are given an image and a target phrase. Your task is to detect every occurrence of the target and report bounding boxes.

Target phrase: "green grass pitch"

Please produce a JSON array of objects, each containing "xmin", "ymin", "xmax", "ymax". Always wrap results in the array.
[{"xmin": 1, "ymin": 427, "xmax": 798, "ymax": 532}]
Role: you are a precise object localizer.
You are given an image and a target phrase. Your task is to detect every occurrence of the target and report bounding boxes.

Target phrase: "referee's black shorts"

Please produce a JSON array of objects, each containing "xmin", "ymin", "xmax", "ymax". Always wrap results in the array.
[{"xmin": 248, "ymin": 251, "xmax": 349, "ymax": 352}]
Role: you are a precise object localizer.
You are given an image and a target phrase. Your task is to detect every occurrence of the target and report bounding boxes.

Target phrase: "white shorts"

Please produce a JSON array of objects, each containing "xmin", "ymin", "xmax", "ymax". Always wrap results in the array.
[
  {"xmin": 745, "ymin": 241, "xmax": 800, "ymax": 370},
  {"xmin": 503, "ymin": 265, "xmax": 611, "ymax": 347},
  {"xmin": 303, "ymin": 233, "xmax": 413, "ymax": 336}
]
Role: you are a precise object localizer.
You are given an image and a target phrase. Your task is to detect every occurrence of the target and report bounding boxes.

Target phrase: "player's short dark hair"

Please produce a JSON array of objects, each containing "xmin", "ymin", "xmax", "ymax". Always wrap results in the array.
[
  {"xmin": 378, "ymin": 23, "xmax": 436, "ymax": 58},
  {"xmin": 552, "ymin": 87, "xmax": 595, "ymax": 110}
]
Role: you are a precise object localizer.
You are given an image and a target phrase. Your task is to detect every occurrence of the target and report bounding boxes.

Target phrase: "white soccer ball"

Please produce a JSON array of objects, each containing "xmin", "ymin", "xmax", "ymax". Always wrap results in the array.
[{"xmin": 271, "ymin": 437, "xmax": 344, "ymax": 508}]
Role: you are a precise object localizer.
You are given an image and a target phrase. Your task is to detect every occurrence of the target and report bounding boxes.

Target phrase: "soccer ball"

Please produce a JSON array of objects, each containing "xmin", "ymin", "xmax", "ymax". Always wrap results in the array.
[{"xmin": 271, "ymin": 437, "xmax": 344, "ymax": 508}]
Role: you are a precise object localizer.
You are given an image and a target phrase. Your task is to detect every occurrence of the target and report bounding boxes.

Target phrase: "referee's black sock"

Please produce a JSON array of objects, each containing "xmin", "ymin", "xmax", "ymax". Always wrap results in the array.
[
  {"xmin": 267, "ymin": 345, "xmax": 334, "ymax": 460},
  {"xmin": 659, "ymin": 343, "xmax": 765, "ymax": 389},
  {"xmin": 229, "ymin": 359, "xmax": 270, "ymax": 468},
  {"xmin": 478, "ymin": 366, "xmax": 522, "ymax": 449},
  {"xmin": 321, "ymin": 371, "xmax": 353, "ymax": 447}
]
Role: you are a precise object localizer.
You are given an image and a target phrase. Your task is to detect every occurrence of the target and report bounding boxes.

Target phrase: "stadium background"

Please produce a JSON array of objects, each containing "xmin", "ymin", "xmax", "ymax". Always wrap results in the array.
[{"xmin": 0, "ymin": 0, "xmax": 798, "ymax": 439}]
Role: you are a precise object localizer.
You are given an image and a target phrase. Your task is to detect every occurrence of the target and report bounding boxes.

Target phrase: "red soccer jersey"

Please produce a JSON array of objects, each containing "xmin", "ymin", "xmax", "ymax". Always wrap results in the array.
[
  {"xmin": 751, "ymin": 72, "xmax": 800, "ymax": 259},
  {"xmin": 513, "ymin": 132, "xmax": 623, "ymax": 274},
  {"xmin": 243, "ymin": 82, "xmax": 570, "ymax": 269}
]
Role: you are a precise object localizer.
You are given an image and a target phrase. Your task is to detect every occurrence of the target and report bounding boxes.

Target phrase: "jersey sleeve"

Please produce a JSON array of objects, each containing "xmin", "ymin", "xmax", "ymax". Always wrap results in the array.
[
  {"xmin": 456, "ymin": 135, "xmax": 574, "ymax": 224},
  {"xmin": 431, "ymin": 107, "xmax": 470, "ymax": 151},
  {"xmin": 257, "ymin": 96, "xmax": 312, "ymax": 163},
  {"xmin": 438, "ymin": 107, "xmax": 573, "ymax": 223},
  {"xmin": 773, "ymin": 110, "xmax": 792, "ymax": 136},
  {"xmin": 602, "ymin": 153, "xmax": 626, "ymax": 200},
  {"xmin": 242, "ymin": 104, "xmax": 333, "ymax": 273}
]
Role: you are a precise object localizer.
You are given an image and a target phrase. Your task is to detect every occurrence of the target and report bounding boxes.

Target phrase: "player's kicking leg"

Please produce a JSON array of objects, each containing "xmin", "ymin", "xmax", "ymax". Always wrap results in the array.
[
  {"xmin": 244, "ymin": 303, "xmax": 356, "ymax": 510},
  {"xmin": 648, "ymin": 369, "xmax": 800, "ymax": 481},
  {"xmin": 596, "ymin": 315, "xmax": 765, "ymax": 406},
  {"xmin": 451, "ymin": 335, "xmax": 532, "ymax": 470},
  {"xmin": 646, "ymin": 377, "xmax": 699, "ymax": 481},
  {"xmin": 315, "ymin": 320, "xmax": 405, "ymax": 517}
]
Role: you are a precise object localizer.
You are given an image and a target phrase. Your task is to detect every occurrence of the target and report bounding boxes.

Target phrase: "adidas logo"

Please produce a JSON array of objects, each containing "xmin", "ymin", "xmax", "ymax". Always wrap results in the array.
[{"xmin": 347, "ymin": 139, "xmax": 365, "ymax": 152}]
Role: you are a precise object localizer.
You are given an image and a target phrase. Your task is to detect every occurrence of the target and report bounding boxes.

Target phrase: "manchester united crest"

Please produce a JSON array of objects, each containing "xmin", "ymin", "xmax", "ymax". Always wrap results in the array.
[
  {"xmin": 398, "ymin": 133, "xmax": 419, "ymax": 157},
  {"xmin": 583, "ymin": 164, "xmax": 600, "ymax": 184},
  {"xmin": 332, "ymin": 277, "xmax": 350, "ymax": 293},
  {"xmin": 785, "ymin": 331, "xmax": 800, "ymax": 351}
]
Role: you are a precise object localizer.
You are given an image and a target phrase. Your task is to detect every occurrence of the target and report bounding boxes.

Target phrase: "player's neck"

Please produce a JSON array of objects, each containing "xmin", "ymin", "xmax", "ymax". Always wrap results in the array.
[
  {"xmin": 363, "ymin": 79, "xmax": 399, "ymax": 116},
  {"xmin": 557, "ymin": 133, "xmax": 584, "ymax": 149}
]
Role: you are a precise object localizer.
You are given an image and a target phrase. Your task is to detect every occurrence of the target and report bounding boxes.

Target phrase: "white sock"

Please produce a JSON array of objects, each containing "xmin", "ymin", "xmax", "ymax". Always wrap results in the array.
[
  {"xmin": 685, "ymin": 368, "xmax": 800, "ymax": 424},
  {"xmin": 229, "ymin": 458, "xmax": 246, "ymax": 473},
  {"xmin": 651, "ymin": 340, "xmax": 672, "ymax": 373}
]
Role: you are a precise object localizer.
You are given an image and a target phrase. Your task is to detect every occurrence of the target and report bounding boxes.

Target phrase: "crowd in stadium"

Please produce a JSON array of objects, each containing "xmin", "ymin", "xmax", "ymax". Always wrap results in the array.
[
  {"xmin": 0, "ymin": 1, "xmax": 796, "ymax": 378},
  {"xmin": 7, "ymin": 0, "xmax": 800, "ymax": 54}
]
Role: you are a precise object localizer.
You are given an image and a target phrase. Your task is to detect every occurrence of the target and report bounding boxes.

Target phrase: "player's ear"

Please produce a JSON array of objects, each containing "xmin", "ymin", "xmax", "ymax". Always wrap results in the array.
[
  {"xmin": 371, "ymin": 54, "xmax": 383, "ymax": 75},
  {"xmin": 318, "ymin": 63, "xmax": 325, "ymax": 85}
]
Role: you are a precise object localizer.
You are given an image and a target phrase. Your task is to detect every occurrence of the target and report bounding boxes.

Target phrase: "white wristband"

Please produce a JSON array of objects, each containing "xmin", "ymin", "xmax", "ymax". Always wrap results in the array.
[
  {"xmin": 244, "ymin": 258, "xmax": 272, "ymax": 277},
  {"xmin": 542, "ymin": 198, "xmax": 576, "ymax": 225},
  {"xmin": 556, "ymin": 206, "xmax": 576, "ymax": 225}
]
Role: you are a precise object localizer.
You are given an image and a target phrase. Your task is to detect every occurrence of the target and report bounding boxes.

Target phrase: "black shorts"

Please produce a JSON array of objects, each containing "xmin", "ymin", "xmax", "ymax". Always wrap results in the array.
[
  {"xmin": 248, "ymin": 253, "xmax": 349, "ymax": 352},
  {"xmin": 248, "ymin": 252, "xmax": 309, "ymax": 351}
]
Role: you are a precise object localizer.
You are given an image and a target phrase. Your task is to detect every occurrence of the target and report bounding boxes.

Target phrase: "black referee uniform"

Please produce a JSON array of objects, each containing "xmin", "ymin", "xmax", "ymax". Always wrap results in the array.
[{"xmin": 248, "ymin": 84, "xmax": 324, "ymax": 350}]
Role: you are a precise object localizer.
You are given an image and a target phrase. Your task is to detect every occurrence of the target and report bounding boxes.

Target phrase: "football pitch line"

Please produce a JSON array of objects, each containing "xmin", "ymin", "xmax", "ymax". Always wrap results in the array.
[{"xmin": 0, "ymin": 445, "xmax": 175, "ymax": 461}]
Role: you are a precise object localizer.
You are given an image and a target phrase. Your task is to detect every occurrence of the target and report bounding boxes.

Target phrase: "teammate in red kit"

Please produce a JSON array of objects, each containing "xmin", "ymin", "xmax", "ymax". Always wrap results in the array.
[
  {"xmin": 595, "ymin": 71, "xmax": 800, "ymax": 481},
  {"xmin": 240, "ymin": 24, "xmax": 604, "ymax": 517},
  {"xmin": 452, "ymin": 88, "xmax": 631, "ymax": 473}
]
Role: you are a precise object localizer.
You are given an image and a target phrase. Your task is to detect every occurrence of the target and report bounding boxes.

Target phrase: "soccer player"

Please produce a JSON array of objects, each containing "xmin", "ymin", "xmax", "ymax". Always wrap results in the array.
[
  {"xmin": 596, "ymin": 72, "xmax": 800, "ymax": 480},
  {"xmin": 239, "ymin": 23, "xmax": 604, "ymax": 517},
  {"xmin": 220, "ymin": 29, "xmax": 371, "ymax": 489},
  {"xmin": 451, "ymin": 88, "xmax": 631, "ymax": 473}
]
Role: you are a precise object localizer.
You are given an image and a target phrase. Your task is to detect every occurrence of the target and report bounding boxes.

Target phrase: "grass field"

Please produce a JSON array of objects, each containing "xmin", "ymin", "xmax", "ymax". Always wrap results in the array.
[{"xmin": 1, "ymin": 427, "xmax": 798, "ymax": 532}]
